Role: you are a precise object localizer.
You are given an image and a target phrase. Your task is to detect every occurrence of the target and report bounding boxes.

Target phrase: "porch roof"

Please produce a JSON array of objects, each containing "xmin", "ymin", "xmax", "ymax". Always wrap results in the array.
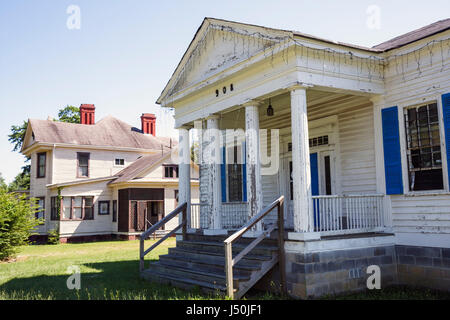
[{"xmin": 156, "ymin": 17, "xmax": 450, "ymax": 105}]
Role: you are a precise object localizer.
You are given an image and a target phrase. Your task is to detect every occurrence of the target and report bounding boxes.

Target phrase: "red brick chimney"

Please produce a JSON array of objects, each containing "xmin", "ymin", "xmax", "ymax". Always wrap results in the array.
[
  {"xmin": 141, "ymin": 113, "xmax": 156, "ymax": 136},
  {"xmin": 80, "ymin": 104, "xmax": 95, "ymax": 125}
]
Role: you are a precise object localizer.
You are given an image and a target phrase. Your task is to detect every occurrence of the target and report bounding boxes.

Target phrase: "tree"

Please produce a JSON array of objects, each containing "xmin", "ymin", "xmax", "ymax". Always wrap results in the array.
[
  {"xmin": 0, "ymin": 173, "xmax": 7, "ymax": 191},
  {"xmin": 8, "ymin": 171, "xmax": 30, "ymax": 192},
  {"xmin": 57, "ymin": 105, "xmax": 80, "ymax": 123},
  {"xmin": 0, "ymin": 189, "xmax": 40, "ymax": 260},
  {"xmin": 8, "ymin": 105, "xmax": 80, "ymax": 191}
]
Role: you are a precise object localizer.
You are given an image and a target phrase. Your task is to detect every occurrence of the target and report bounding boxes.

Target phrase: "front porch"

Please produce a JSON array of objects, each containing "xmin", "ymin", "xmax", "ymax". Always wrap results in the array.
[{"xmin": 182, "ymin": 88, "xmax": 392, "ymax": 240}]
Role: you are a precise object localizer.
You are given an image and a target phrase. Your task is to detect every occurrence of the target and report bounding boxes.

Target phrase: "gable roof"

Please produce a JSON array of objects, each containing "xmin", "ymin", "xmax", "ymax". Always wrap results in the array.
[
  {"xmin": 24, "ymin": 116, "xmax": 176, "ymax": 152},
  {"xmin": 157, "ymin": 17, "xmax": 450, "ymax": 105}
]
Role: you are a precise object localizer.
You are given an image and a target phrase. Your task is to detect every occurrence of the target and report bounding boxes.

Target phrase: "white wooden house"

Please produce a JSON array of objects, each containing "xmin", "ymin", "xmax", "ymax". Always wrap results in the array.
[
  {"xmin": 140, "ymin": 18, "xmax": 450, "ymax": 299},
  {"xmin": 21, "ymin": 105, "xmax": 199, "ymax": 242}
]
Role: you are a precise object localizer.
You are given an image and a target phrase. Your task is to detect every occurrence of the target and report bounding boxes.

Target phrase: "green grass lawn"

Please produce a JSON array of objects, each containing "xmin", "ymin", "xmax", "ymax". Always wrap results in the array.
[
  {"xmin": 1, "ymin": 239, "xmax": 448, "ymax": 300},
  {"xmin": 0, "ymin": 238, "xmax": 220, "ymax": 300}
]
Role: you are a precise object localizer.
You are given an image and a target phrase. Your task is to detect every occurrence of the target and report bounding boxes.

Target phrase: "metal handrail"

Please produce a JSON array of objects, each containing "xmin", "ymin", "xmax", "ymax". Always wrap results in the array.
[
  {"xmin": 223, "ymin": 195, "xmax": 286, "ymax": 299},
  {"xmin": 139, "ymin": 202, "xmax": 187, "ymax": 272}
]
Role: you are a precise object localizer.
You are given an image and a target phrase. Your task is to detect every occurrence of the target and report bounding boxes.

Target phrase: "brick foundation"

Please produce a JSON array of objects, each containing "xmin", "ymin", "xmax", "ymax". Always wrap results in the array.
[{"xmin": 58, "ymin": 234, "xmax": 115, "ymax": 243}]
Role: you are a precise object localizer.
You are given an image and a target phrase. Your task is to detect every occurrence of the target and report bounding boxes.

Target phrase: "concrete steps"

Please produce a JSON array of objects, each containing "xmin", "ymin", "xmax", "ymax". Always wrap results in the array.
[{"xmin": 140, "ymin": 233, "xmax": 279, "ymax": 298}]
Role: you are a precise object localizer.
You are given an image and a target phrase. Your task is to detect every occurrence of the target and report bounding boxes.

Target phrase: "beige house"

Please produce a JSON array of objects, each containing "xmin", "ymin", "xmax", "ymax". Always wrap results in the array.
[{"xmin": 21, "ymin": 105, "xmax": 199, "ymax": 242}]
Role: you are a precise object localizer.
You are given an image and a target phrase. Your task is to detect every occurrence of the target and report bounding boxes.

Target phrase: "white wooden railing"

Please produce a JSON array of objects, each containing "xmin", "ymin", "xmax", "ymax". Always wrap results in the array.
[
  {"xmin": 311, "ymin": 194, "xmax": 388, "ymax": 235},
  {"xmin": 192, "ymin": 194, "xmax": 389, "ymax": 236},
  {"xmin": 190, "ymin": 202, "xmax": 248, "ymax": 230}
]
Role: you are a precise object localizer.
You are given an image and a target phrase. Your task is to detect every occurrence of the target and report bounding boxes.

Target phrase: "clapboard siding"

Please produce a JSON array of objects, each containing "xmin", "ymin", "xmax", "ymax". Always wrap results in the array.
[
  {"xmin": 383, "ymin": 31, "xmax": 450, "ymax": 246},
  {"xmin": 52, "ymin": 148, "xmax": 144, "ymax": 183}
]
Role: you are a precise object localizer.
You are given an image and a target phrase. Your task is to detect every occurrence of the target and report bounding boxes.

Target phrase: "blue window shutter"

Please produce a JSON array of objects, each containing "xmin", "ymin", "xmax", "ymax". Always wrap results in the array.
[
  {"xmin": 442, "ymin": 93, "xmax": 450, "ymax": 187},
  {"xmin": 381, "ymin": 106, "xmax": 404, "ymax": 194},
  {"xmin": 221, "ymin": 146, "xmax": 227, "ymax": 202},
  {"xmin": 310, "ymin": 153, "xmax": 320, "ymax": 228},
  {"xmin": 310, "ymin": 153, "xmax": 319, "ymax": 196},
  {"xmin": 242, "ymin": 141, "xmax": 247, "ymax": 202}
]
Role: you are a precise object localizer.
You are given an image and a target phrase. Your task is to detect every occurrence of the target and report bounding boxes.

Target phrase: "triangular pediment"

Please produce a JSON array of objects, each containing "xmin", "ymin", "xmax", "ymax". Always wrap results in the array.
[{"xmin": 162, "ymin": 19, "xmax": 290, "ymax": 101}]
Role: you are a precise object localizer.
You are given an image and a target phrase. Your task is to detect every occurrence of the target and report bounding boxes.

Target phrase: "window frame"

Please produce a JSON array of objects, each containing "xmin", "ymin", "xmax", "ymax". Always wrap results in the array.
[
  {"xmin": 77, "ymin": 152, "xmax": 90, "ymax": 178},
  {"xmin": 35, "ymin": 197, "xmax": 45, "ymax": 222},
  {"xmin": 36, "ymin": 152, "xmax": 46, "ymax": 178},
  {"xmin": 398, "ymin": 97, "xmax": 449, "ymax": 194},
  {"xmin": 163, "ymin": 164, "xmax": 179, "ymax": 178},
  {"xmin": 59, "ymin": 196, "xmax": 95, "ymax": 221},
  {"xmin": 114, "ymin": 158, "xmax": 125, "ymax": 167},
  {"xmin": 98, "ymin": 200, "xmax": 110, "ymax": 215},
  {"xmin": 50, "ymin": 196, "xmax": 59, "ymax": 221},
  {"xmin": 224, "ymin": 141, "xmax": 246, "ymax": 203}
]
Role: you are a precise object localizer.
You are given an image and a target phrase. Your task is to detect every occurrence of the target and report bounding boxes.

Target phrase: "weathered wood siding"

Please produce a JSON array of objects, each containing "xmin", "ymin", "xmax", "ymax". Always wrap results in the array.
[{"xmin": 381, "ymin": 30, "xmax": 450, "ymax": 247}]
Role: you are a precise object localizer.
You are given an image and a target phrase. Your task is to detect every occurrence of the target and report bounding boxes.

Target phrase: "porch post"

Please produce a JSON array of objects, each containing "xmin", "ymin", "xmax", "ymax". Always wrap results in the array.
[
  {"xmin": 205, "ymin": 115, "xmax": 223, "ymax": 231},
  {"xmin": 178, "ymin": 126, "xmax": 191, "ymax": 231},
  {"xmin": 290, "ymin": 86, "xmax": 314, "ymax": 234},
  {"xmin": 245, "ymin": 102, "xmax": 263, "ymax": 232}
]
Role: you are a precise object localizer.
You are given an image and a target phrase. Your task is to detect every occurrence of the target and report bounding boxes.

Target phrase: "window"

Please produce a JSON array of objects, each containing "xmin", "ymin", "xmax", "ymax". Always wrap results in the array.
[
  {"xmin": 163, "ymin": 165, "xmax": 179, "ymax": 178},
  {"xmin": 60, "ymin": 196, "xmax": 94, "ymax": 220},
  {"xmin": 227, "ymin": 143, "xmax": 243, "ymax": 202},
  {"xmin": 37, "ymin": 153, "xmax": 46, "ymax": 178},
  {"xmin": 404, "ymin": 102, "xmax": 444, "ymax": 191},
  {"xmin": 115, "ymin": 159, "xmax": 125, "ymax": 166},
  {"xmin": 77, "ymin": 153, "xmax": 90, "ymax": 178},
  {"xmin": 36, "ymin": 197, "xmax": 45, "ymax": 221},
  {"xmin": 112, "ymin": 200, "xmax": 117, "ymax": 222},
  {"xmin": 51, "ymin": 197, "xmax": 59, "ymax": 220},
  {"xmin": 98, "ymin": 201, "xmax": 110, "ymax": 215}
]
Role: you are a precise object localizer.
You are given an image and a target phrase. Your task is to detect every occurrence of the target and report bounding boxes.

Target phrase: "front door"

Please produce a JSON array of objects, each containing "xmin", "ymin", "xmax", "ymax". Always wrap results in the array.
[{"xmin": 286, "ymin": 149, "xmax": 336, "ymax": 228}]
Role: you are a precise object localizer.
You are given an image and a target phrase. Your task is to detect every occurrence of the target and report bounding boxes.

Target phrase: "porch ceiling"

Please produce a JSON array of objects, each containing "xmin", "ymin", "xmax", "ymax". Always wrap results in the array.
[{"xmin": 218, "ymin": 89, "xmax": 372, "ymax": 130}]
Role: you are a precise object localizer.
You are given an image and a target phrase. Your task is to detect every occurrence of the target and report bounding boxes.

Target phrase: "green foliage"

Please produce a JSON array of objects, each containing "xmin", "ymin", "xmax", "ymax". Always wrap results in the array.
[
  {"xmin": 0, "ymin": 174, "xmax": 7, "ymax": 191},
  {"xmin": 47, "ymin": 229, "xmax": 59, "ymax": 245},
  {"xmin": 57, "ymin": 105, "xmax": 80, "ymax": 124},
  {"xmin": 0, "ymin": 189, "xmax": 40, "ymax": 260},
  {"xmin": 8, "ymin": 169, "xmax": 30, "ymax": 192},
  {"xmin": 8, "ymin": 121, "xmax": 28, "ymax": 153}
]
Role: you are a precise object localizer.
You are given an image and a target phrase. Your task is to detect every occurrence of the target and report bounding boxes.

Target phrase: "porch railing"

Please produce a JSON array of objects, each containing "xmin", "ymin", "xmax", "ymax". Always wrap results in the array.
[
  {"xmin": 224, "ymin": 195, "xmax": 286, "ymax": 299},
  {"xmin": 190, "ymin": 202, "xmax": 248, "ymax": 230},
  {"xmin": 311, "ymin": 194, "xmax": 387, "ymax": 235},
  {"xmin": 139, "ymin": 202, "xmax": 187, "ymax": 272}
]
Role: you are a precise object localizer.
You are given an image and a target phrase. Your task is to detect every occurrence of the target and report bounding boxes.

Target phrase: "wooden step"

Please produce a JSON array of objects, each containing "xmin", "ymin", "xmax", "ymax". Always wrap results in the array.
[
  {"xmin": 148, "ymin": 261, "xmax": 248, "ymax": 287},
  {"xmin": 168, "ymin": 247, "xmax": 274, "ymax": 263},
  {"xmin": 141, "ymin": 235, "xmax": 281, "ymax": 299},
  {"xmin": 177, "ymin": 240, "xmax": 277, "ymax": 257},
  {"xmin": 141, "ymin": 269, "xmax": 232, "ymax": 296}
]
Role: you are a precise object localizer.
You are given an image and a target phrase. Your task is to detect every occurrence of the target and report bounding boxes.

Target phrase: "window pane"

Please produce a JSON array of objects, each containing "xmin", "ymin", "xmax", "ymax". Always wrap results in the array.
[
  {"xmin": 405, "ymin": 103, "xmax": 443, "ymax": 191},
  {"xmin": 79, "ymin": 155, "xmax": 88, "ymax": 166},
  {"xmin": 73, "ymin": 197, "xmax": 82, "ymax": 207},
  {"xmin": 73, "ymin": 208, "xmax": 82, "ymax": 219},
  {"xmin": 63, "ymin": 198, "xmax": 72, "ymax": 219},
  {"xmin": 79, "ymin": 166, "xmax": 88, "ymax": 177}
]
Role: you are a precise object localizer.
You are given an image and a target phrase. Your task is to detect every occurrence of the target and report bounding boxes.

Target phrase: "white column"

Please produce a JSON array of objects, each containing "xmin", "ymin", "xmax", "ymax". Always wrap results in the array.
[
  {"xmin": 290, "ymin": 87, "xmax": 314, "ymax": 234},
  {"xmin": 178, "ymin": 126, "xmax": 191, "ymax": 230},
  {"xmin": 245, "ymin": 103, "xmax": 263, "ymax": 232},
  {"xmin": 204, "ymin": 115, "xmax": 223, "ymax": 232}
]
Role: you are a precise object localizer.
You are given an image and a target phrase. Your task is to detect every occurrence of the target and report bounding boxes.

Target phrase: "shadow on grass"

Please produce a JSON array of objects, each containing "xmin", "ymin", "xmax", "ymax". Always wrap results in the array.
[{"xmin": 0, "ymin": 259, "xmax": 216, "ymax": 300}]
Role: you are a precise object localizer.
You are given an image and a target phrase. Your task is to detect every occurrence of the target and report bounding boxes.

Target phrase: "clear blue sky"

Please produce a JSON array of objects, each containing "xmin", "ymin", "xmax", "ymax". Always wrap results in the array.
[{"xmin": 1, "ymin": 0, "xmax": 449, "ymax": 183}]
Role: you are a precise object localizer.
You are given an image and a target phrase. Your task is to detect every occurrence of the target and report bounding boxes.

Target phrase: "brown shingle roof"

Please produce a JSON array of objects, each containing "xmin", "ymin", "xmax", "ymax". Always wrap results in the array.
[
  {"xmin": 109, "ymin": 152, "xmax": 172, "ymax": 184},
  {"xmin": 27, "ymin": 116, "xmax": 176, "ymax": 150},
  {"xmin": 373, "ymin": 18, "xmax": 450, "ymax": 51}
]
